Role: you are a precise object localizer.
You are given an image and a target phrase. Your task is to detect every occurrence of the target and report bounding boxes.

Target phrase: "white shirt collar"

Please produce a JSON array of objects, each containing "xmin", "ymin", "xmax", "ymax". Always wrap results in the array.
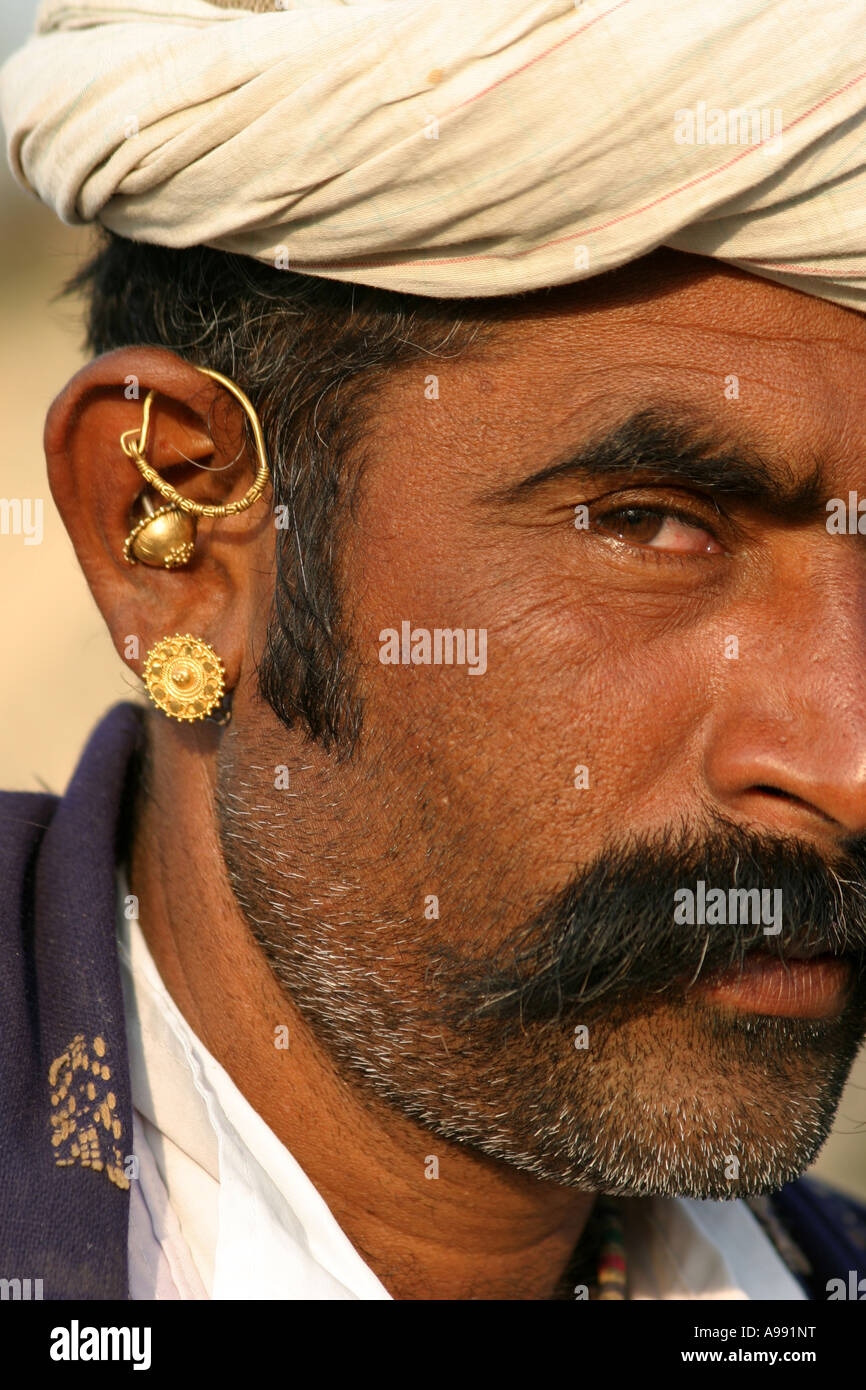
[{"xmin": 119, "ymin": 891, "xmax": 390, "ymax": 1300}]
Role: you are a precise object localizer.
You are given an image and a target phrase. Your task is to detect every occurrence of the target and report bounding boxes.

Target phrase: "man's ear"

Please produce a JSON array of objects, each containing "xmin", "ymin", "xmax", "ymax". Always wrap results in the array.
[{"xmin": 44, "ymin": 346, "xmax": 273, "ymax": 694}]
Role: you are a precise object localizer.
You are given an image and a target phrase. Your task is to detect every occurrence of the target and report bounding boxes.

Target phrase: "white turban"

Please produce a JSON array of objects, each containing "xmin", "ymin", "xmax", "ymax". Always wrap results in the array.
[{"xmin": 2, "ymin": 0, "xmax": 866, "ymax": 306}]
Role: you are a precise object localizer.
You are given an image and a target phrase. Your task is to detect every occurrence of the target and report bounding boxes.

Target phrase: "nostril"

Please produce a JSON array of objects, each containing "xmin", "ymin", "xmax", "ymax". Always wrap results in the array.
[{"xmin": 752, "ymin": 785, "xmax": 835, "ymax": 823}]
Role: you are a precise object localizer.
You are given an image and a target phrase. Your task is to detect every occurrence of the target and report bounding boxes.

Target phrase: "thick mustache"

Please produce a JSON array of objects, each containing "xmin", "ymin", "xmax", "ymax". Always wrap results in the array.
[{"xmin": 458, "ymin": 823, "xmax": 866, "ymax": 1025}]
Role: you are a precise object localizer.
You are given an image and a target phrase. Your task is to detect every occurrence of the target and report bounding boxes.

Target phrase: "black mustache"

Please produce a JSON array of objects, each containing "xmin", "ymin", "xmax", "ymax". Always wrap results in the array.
[{"xmin": 453, "ymin": 822, "xmax": 866, "ymax": 1025}]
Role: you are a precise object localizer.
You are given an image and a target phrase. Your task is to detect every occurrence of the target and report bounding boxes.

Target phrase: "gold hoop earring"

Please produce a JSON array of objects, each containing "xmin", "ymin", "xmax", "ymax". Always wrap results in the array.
[
  {"xmin": 143, "ymin": 634, "xmax": 228, "ymax": 723},
  {"xmin": 121, "ymin": 366, "xmax": 269, "ymax": 570}
]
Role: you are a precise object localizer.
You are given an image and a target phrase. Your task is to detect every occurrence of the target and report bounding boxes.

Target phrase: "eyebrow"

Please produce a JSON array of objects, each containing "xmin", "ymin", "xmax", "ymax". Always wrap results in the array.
[{"xmin": 491, "ymin": 407, "xmax": 825, "ymax": 520}]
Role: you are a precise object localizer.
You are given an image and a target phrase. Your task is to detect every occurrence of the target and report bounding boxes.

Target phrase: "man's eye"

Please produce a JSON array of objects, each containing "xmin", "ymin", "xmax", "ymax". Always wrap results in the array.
[{"xmin": 593, "ymin": 506, "xmax": 722, "ymax": 554}]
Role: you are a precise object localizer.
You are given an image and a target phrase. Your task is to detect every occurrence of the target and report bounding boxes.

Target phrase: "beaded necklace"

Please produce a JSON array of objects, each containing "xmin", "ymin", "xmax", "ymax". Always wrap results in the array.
[{"xmin": 551, "ymin": 1198, "xmax": 627, "ymax": 1300}]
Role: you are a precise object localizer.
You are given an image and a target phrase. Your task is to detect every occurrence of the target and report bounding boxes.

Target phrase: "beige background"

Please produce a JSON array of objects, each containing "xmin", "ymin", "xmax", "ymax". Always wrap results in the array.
[{"xmin": 1, "ymin": 14, "xmax": 864, "ymax": 1202}]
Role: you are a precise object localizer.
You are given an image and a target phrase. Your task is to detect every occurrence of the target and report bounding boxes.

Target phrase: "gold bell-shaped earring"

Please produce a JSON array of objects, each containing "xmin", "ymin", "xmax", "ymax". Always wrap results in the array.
[{"xmin": 124, "ymin": 494, "xmax": 197, "ymax": 569}]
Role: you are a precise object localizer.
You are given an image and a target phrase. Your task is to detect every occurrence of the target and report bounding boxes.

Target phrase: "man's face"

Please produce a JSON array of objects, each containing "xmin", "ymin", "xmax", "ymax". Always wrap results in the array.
[{"xmin": 218, "ymin": 250, "xmax": 866, "ymax": 1198}]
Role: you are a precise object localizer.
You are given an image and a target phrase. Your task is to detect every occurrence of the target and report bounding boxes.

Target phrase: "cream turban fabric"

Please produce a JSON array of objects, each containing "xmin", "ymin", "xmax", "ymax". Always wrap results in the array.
[{"xmin": 2, "ymin": 0, "xmax": 866, "ymax": 305}]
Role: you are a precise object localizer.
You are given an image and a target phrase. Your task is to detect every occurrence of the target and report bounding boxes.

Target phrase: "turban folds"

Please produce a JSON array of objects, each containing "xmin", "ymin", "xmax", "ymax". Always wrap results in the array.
[{"xmin": 2, "ymin": 0, "xmax": 866, "ymax": 306}]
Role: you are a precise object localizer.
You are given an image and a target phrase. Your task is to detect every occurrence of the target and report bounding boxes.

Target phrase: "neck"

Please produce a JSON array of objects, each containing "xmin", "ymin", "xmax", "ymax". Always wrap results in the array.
[{"xmin": 127, "ymin": 719, "xmax": 594, "ymax": 1300}]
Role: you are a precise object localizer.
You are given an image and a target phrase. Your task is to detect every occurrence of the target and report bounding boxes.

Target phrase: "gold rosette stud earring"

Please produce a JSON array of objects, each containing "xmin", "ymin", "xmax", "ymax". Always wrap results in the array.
[{"xmin": 143, "ymin": 634, "xmax": 226, "ymax": 722}]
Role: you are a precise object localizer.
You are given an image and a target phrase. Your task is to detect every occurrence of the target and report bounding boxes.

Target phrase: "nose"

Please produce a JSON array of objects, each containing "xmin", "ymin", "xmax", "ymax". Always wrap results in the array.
[{"xmin": 703, "ymin": 588, "xmax": 866, "ymax": 844}]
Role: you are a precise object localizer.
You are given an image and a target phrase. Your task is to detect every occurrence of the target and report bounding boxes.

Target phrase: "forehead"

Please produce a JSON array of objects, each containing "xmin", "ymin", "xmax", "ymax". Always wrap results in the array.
[{"xmin": 373, "ymin": 250, "xmax": 866, "ymax": 483}]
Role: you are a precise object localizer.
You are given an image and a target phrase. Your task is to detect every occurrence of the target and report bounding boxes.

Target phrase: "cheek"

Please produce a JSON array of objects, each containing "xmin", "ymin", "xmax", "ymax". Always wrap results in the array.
[
  {"xmin": 345, "ymin": 469, "xmax": 720, "ymax": 881},
  {"xmin": 355, "ymin": 565, "xmax": 717, "ymax": 893}
]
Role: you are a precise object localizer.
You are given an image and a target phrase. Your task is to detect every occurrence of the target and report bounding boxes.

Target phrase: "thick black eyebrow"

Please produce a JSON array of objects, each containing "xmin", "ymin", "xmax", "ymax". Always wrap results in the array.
[{"xmin": 491, "ymin": 407, "xmax": 825, "ymax": 519}]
